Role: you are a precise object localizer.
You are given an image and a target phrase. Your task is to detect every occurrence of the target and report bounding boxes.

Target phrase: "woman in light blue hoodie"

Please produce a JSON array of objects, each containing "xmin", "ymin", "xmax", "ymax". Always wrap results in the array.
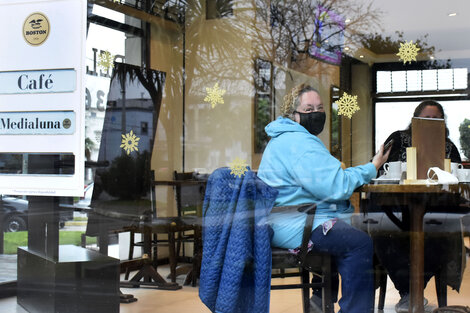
[{"xmin": 258, "ymin": 84, "xmax": 389, "ymax": 313}]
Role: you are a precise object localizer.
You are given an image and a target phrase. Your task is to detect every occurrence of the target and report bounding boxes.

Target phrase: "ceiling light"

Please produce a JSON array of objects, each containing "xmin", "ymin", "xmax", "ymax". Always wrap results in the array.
[
  {"xmin": 345, "ymin": 18, "xmax": 351, "ymax": 23},
  {"xmin": 448, "ymin": 13, "xmax": 457, "ymax": 17},
  {"xmin": 359, "ymin": 55, "xmax": 364, "ymax": 58},
  {"xmin": 344, "ymin": 47, "xmax": 350, "ymax": 51},
  {"xmin": 430, "ymin": 56, "xmax": 435, "ymax": 60}
]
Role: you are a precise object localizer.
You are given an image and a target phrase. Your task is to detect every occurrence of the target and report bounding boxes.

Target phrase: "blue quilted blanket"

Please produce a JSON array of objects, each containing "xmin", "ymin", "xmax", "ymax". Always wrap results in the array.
[{"xmin": 199, "ymin": 167, "xmax": 278, "ymax": 313}]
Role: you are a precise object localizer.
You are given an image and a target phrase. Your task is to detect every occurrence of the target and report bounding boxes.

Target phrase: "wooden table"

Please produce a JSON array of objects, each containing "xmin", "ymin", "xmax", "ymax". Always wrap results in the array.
[{"xmin": 358, "ymin": 183, "xmax": 470, "ymax": 313}]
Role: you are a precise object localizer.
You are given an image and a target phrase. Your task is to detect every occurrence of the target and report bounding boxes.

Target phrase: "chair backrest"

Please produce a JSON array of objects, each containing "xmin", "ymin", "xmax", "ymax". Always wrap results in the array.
[
  {"xmin": 173, "ymin": 171, "xmax": 193, "ymax": 180},
  {"xmin": 173, "ymin": 171, "xmax": 206, "ymax": 217},
  {"xmin": 199, "ymin": 167, "xmax": 278, "ymax": 313}
]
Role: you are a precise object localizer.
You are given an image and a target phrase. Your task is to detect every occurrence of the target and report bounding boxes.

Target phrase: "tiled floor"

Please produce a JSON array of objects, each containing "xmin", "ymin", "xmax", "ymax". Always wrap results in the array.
[{"xmin": 1, "ymin": 260, "xmax": 470, "ymax": 313}]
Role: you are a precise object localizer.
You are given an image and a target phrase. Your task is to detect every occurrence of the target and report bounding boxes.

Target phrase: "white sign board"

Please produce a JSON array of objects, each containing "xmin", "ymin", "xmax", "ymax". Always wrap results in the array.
[
  {"xmin": 0, "ymin": 69, "xmax": 77, "ymax": 94},
  {"xmin": 0, "ymin": 0, "xmax": 86, "ymax": 196},
  {"xmin": 0, "ymin": 111, "xmax": 76, "ymax": 135}
]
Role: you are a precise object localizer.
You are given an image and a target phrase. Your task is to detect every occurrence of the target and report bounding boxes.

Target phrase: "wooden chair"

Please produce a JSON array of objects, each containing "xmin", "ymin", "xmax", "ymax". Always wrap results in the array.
[
  {"xmin": 124, "ymin": 171, "xmax": 206, "ymax": 286},
  {"xmin": 124, "ymin": 215, "xmax": 188, "ymax": 283},
  {"xmin": 271, "ymin": 203, "xmax": 334, "ymax": 313},
  {"xmin": 199, "ymin": 167, "xmax": 335, "ymax": 313},
  {"xmin": 173, "ymin": 171, "xmax": 206, "ymax": 262},
  {"xmin": 170, "ymin": 170, "xmax": 206, "ymax": 286}
]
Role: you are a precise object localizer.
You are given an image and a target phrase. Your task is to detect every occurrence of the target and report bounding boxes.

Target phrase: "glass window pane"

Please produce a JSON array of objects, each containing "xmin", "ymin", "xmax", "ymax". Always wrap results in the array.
[
  {"xmin": 406, "ymin": 70, "xmax": 421, "ymax": 92},
  {"xmin": 376, "ymin": 71, "xmax": 391, "ymax": 93},
  {"xmin": 4, "ymin": 0, "xmax": 470, "ymax": 309},
  {"xmin": 391, "ymin": 71, "xmax": 406, "ymax": 92},
  {"xmin": 422, "ymin": 69, "xmax": 437, "ymax": 91},
  {"xmin": 375, "ymin": 101, "xmax": 470, "ymax": 161},
  {"xmin": 454, "ymin": 68, "xmax": 468, "ymax": 90},
  {"xmin": 437, "ymin": 69, "xmax": 453, "ymax": 90},
  {"xmin": 92, "ymin": 5, "xmax": 125, "ymax": 23},
  {"xmin": 86, "ymin": 24, "xmax": 125, "ymax": 75}
]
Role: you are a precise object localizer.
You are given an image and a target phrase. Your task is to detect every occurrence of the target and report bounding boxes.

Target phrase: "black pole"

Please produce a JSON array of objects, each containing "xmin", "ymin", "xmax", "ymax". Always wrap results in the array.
[{"xmin": 26, "ymin": 154, "xmax": 60, "ymax": 260}]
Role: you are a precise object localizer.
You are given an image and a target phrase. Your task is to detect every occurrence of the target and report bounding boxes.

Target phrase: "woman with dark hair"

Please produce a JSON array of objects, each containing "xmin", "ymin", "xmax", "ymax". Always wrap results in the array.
[
  {"xmin": 375, "ymin": 100, "xmax": 463, "ymax": 313},
  {"xmin": 383, "ymin": 100, "xmax": 461, "ymax": 164}
]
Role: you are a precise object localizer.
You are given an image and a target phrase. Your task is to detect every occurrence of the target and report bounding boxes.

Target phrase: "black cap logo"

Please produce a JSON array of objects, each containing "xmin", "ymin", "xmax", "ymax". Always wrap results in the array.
[{"xmin": 62, "ymin": 118, "xmax": 71, "ymax": 129}]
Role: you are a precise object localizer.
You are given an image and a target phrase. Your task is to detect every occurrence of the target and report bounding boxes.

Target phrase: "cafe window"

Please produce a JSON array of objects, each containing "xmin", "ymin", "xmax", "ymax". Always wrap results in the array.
[
  {"xmin": 376, "ymin": 68, "xmax": 468, "ymax": 93},
  {"xmin": 4, "ymin": 0, "xmax": 470, "ymax": 311},
  {"xmin": 375, "ymin": 100, "xmax": 470, "ymax": 161}
]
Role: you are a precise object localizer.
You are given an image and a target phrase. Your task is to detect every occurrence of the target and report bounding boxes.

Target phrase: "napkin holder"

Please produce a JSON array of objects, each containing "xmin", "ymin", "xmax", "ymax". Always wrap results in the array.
[
  {"xmin": 404, "ymin": 147, "xmax": 419, "ymax": 184},
  {"xmin": 403, "ymin": 148, "xmax": 431, "ymax": 184}
]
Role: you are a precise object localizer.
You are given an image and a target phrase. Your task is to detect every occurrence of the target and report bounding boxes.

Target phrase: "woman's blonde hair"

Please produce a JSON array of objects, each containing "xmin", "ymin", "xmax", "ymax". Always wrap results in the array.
[{"xmin": 280, "ymin": 84, "xmax": 319, "ymax": 118}]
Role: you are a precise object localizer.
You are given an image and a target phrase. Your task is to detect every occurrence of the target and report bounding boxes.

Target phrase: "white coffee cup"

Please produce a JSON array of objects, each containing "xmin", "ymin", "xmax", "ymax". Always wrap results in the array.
[
  {"xmin": 456, "ymin": 168, "xmax": 470, "ymax": 182},
  {"xmin": 383, "ymin": 161, "xmax": 404, "ymax": 179},
  {"xmin": 451, "ymin": 163, "xmax": 464, "ymax": 175}
]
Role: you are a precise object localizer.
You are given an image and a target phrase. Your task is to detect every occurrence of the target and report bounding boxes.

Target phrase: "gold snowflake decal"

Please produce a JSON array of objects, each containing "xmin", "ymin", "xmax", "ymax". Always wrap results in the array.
[
  {"xmin": 229, "ymin": 157, "xmax": 248, "ymax": 178},
  {"xmin": 98, "ymin": 51, "xmax": 114, "ymax": 72},
  {"xmin": 204, "ymin": 83, "xmax": 226, "ymax": 108},
  {"xmin": 336, "ymin": 92, "xmax": 360, "ymax": 119},
  {"xmin": 120, "ymin": 130, "xmax": 140, "ymax": 155},
  {"xmin": 396, "ymin": 40, "xmax": 420, "ymax": 64}
]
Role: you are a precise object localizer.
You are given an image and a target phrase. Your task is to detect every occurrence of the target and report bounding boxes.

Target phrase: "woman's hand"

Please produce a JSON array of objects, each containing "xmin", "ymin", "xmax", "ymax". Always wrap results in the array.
[{"xmin": 372, "ymin": 144, "xmax": 390, "ymax": 170}]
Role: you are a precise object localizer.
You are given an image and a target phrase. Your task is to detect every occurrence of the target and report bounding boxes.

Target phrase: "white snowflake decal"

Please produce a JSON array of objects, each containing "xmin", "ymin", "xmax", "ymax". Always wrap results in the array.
[
  {"xmin": 228, "ymin": 157, "xmax": 248, "ymax": 178},
  {"xmin": 204, "ymin": 83, "xmax": 226, "ymax": 108},
  {"xmin": 98, "ymin": 51, "xmax": 115, "ymax": 72},
  {"xmin": 336, "ymin": 92, "xmax": 360, "ymax": 119},
  {"xmin": 396, "ymin": 40, "xmax": 420, "ymax": 64},
  {"xmin": 120, "ymin": 130, "xmax": 140, "ymax": 155}
]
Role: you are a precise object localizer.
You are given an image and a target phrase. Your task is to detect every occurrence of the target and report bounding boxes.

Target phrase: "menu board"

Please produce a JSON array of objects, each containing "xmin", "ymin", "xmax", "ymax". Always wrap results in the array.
[{"xmin": 412, "ymin": 117, "xmax": 445, "ymax": 179}]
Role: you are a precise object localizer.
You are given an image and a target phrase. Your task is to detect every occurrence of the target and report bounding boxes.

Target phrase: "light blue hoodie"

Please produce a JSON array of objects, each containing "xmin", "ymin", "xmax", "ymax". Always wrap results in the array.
[{"xmin": 258, "ymin": 117, "xmax": 376, "ymax": 248}]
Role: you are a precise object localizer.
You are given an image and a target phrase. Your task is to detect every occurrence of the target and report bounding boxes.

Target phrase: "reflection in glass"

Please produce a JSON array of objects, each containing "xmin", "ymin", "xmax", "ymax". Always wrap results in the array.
[
  {"xmin": 91, "ymin": 63, "xmax": 165, "ymax": 208},
  {"xmin": 0, "ymin": 153, "xmax": 74, "ymax": 175},
  {"xmin": 254, "ymin": 59, "xmax": 273, "ymax": 153},
  {"xmin": 330, "ymin": 86, "xmax": 342, "ymax": 161}
]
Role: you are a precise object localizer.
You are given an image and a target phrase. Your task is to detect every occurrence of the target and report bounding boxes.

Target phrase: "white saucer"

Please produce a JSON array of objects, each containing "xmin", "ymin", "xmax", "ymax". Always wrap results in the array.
[{"xmin": 371, "ymin": 175, "xmax": 400, "ymax": 184}]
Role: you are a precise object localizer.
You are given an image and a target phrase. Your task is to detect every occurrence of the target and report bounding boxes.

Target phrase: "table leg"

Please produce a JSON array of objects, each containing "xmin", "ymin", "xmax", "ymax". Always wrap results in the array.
[
  {"xmin": 168, "ymin": 231, "xmax": 177, "ymax": 282},
  {"xmin": 143, "ymin": 225, "xmax": 152, "ymax": 283},
  {"xmin": 120, "ymin": 224, "xmax": 181, "ymax": 290},
  {"xmin": 409, "ymin": 200, "xmax": 425, "ymax": 313}
]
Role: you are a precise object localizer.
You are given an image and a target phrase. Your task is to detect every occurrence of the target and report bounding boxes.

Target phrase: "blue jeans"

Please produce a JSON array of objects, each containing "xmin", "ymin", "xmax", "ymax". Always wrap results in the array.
[{"xmin": 310, "ymin": 220, "xmax": 374, "ymax": 313}]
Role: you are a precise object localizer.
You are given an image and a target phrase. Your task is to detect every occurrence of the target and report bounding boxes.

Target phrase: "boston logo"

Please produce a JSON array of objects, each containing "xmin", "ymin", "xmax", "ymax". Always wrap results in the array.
[{"xmin": 23, "ymin": 12, "xmax": 50, "ymax": 46}]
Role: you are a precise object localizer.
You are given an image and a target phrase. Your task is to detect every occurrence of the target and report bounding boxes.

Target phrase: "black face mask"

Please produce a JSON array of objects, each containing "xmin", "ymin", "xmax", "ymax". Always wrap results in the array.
[{"xmin": 294, "ymin": 111, "xmax": 326, "ymax": 136}]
